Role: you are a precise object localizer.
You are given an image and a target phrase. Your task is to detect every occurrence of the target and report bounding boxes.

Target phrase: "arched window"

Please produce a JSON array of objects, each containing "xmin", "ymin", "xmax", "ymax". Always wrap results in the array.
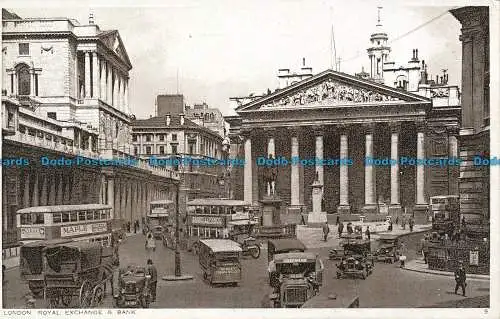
[{"xmin": 16, "ymin": 64, "xmax": 31, "ymax": 95}]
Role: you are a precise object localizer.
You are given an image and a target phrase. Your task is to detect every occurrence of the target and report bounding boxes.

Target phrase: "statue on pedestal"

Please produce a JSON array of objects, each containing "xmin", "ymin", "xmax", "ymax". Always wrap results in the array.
[{"xmin": 263, "ymin": 155, "xmax": 278, "ymax": 197}]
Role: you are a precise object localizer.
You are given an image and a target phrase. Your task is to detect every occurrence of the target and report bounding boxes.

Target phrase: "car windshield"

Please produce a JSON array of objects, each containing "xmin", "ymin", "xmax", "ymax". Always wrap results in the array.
[{"xmin": 276, "ymin": 262, "xmax": 315, "ymax": 275}]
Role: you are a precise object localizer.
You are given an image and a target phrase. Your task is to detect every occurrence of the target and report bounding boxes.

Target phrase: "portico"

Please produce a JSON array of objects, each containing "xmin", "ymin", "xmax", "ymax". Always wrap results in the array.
[{"xmin": 227, "ymin": 70, "xmax": 459, "ymax": 219}]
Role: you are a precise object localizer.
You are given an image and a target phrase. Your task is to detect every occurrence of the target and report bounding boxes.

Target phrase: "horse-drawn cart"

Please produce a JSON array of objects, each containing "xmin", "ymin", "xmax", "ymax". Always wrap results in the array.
[{"xmin": 43, "ymin": 242, "xmax": 115, "ymax": 308}]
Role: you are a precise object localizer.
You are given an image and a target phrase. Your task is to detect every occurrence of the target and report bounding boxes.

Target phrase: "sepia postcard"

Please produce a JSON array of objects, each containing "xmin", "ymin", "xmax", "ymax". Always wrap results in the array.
[{"xmin": 1, "ymin": 0, "xmax": 498, "ymax": 318}]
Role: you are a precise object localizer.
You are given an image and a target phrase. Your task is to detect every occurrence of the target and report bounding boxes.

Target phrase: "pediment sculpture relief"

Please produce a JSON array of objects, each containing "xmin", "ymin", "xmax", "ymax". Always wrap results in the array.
[{"xmin": 262, "ymin": 78, "xmax": 401, "ymax": 108}]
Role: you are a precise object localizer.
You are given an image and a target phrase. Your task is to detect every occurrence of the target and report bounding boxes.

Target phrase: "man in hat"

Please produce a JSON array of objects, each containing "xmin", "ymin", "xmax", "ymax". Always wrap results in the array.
[
  {"xmin": 454, "ymin": 261, "xmax": 467, "ymax": 296},
  {"xmin": 146, "ymin": 259, "xmax": 158, "ymax": 302}
]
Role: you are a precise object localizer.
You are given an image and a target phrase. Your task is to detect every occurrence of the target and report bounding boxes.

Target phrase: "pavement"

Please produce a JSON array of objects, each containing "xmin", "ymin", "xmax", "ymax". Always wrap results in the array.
[
  {"xmin": 404, "ymin": 258, "xmax": 490, "ymax": 281},
  {"xmin": 296, "ymin": 221, "xmax": 431, "ymax": 249},
  {"xmin": 3, "ymin": 233, "xmax": 490, "ymax": 308}
]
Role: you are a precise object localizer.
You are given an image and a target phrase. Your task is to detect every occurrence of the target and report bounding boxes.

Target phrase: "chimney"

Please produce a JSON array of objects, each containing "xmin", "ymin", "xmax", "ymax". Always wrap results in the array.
[
  {"xmin": 165, "ymin": 113, "xmax": 171, "ymax": 126},
  {"xmin": 412, "ymin": 49, "xmax": 415, "ymax": 59},
  {"xmin": 436, "ymin": 75, "xmax": 439, "ymax": 83},
  {"xmin": 89, "ymin": 12, "xmax": 95, "ymax": 25},
  {"xmin": 303, "ymin": 57, "xmax": 306, "ymax": 66},
  {"xmin": 415, "ymin": 49, "xmax": 419, "ymax": 60},
  {"xmin": 440, "ymin": 76, "xmax": 443, "ymax": 84},
  {"xmin": 180, "ymin": 113, "xmax": 185, "ymax": 125}
]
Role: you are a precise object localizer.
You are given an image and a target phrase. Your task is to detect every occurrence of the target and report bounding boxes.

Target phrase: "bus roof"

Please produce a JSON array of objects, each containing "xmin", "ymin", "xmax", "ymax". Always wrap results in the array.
[
  {"xmin": 17, "ymin": 204, "xmax": 112, "ymax": 214},
  {"xmin": 199, "ymin": 239, "xmax": 242, "ymax": 252},
  {"xmin": 187, "ymin": 199, "xmax": 250, "ymax": 207},
  {"xmin": 430, "ymin": 195, "xmax": 459, "ymax": 199},
  {"xmin": 150, "ymin": 200, "xmax": 174, "ymax": 205},
  {"xmin": 22, "ymin": 238, "xmax": 74, "ymax": 247}
]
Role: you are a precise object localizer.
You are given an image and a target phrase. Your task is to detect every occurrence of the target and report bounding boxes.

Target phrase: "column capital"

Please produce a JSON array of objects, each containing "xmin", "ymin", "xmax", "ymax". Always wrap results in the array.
[
  {"xmin": 263, "ymin": 127, "xmax": 277, "ymax": 137},
  {"xmin": 336, "ymin": 124, "xmax": 351, "ymax": 135},
  {"xmin": 287, "ymin": 127, "xmax": 302, "ymax": 137},
  {"xmin": 240, "ymin": 128, "xmax": 253, "ymax": 139},
  {"xmin": 415, "ymin": 120, "xmax": 427, "ymax": 132},
  {"xmin": 362, "ymin": 123, "xmax": 376, "ymax": 134},
  {"xmin": 446, "ymin": 125, "xmax": 460, "ymax": 135},
  {"xmin": 389, "ymin": 122, "xmax": 401, "ymax": 133},
  {"xmin": 312, "ymin": 125, "xmax": 324, "ymax": 136}
]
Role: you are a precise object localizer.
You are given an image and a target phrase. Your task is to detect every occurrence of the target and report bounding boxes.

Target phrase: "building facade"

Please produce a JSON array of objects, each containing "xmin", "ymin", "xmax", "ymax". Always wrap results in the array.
[
  {"xmin": 226, "ymin": 16, "xmax": 461, "ymax": 221},
  {"xmin": 131, "ymin": 114, "xmax": 227, "ymax": 212},
  {"xmin": 156, "ymin": 94, "xmax": 184, "ymax": 117},
  {"xmin": 450, "ymin": 6, "xmax": 490, "ymax": 238},
  {"xmin": 1, "ymin": 10, "xmax": 179, "ymax": 259},
  {"xmin": 185, "ymin": 102, "xmax": 226, "ymax": 138}
]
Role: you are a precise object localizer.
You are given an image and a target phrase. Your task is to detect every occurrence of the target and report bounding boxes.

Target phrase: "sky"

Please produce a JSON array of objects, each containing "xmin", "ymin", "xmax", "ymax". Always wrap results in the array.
[{"xmin": 8, "ymin": 0, "xmax": 467, "ymax": 118}]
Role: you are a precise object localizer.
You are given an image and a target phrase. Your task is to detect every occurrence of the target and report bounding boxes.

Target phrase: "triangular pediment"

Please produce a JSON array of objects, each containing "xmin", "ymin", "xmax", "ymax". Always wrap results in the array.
[
  {"xmin": 99, "ymin": 30, "xmax": 132, "ymax": 69},
  {"xmin": 235, "ymin": 69, "xmax": 430, "ymax": 112}
]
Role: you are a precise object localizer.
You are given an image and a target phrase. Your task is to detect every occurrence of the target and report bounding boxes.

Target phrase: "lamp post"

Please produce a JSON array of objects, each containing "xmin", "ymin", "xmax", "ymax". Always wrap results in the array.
[{"xmin": 163, "ymin": 181, "xmax": 193, "ymax": 281}]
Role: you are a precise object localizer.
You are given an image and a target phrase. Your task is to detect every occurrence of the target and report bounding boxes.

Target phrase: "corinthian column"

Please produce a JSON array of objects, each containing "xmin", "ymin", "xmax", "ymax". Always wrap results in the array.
[
  {"xmin": 243, "ymin": 131, "xmax": 253, "ymax": 204},
  {"xmin": 92, "ymin": 52, "xmax": 100, "ymax": 98},
  {"xmin": 337, "ymin": 125, "xmax": 351, "ymax": 214},
  {"xmin": 416, "ymin": 124, "xmax": 426, "ymax": 205},
  {"xmin": 363, "ymin": 124, "xmax": 377, "ymax": 214},
  {"xmin": 389, "ymin": 123, "xmax": 402, "ymax": 215},
  {"xmin": 84, "ymin": 51, "xmax": 91, "ymax": 98},
  {"xmin": 290, "ymin": 129, "xmax": 300, "ymax": 206}
]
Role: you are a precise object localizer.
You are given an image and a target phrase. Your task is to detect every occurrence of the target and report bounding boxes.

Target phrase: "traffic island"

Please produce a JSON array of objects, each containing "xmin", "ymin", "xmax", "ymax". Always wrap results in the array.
[
  {"xmin": 403, "ymin": 258, "xmax": 490, "ymax": 280},
  {"xmin": 162, "ymin": 274, "xmax": 194, "ymax": 281}
]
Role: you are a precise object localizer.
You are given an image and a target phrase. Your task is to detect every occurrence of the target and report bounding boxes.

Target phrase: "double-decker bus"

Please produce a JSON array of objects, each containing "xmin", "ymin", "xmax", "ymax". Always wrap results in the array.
[
  {"xmin": 16, "ymin": 204, "xmax": 114, "ymax": 296},
  {"xmin": 186, "ymin": 199, "xmax": 258, "ymax": 252},
  {"xmin": 147, "ymin": 200, "xmax": 175, "ymax": 227},
  {"xmin": 430, "ymin": 195, "xmax": 460, "ymax": 238}
]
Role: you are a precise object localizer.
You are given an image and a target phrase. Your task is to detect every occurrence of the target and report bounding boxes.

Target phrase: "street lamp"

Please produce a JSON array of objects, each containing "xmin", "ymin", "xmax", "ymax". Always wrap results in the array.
[{"xmin": 163, "ymin": 181, "xmax": 193, "ymax": 281}]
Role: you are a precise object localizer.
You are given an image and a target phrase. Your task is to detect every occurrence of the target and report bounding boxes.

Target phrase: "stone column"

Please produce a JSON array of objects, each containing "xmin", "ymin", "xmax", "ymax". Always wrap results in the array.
[
  {"xmin": 113, "ymin": 71, "xmax": 119, "ymax": 110},
  {"xmin": 314, "ymin": 127, "xmax": 324, "ymax": 187},
  {"xmin": 92, "ymin": 52, "xmax": 100, "ymax": 98},
  {"xmin": 115, "ymin": 179, "xmax": 121, "ymax": 219},
  {"xmin": 40, "ymin": 174, "xmax": 48, "ymax": 206},
  {"xmin": 117, "ymin": 77, "xmax": 123, "ymax": 111},
  {"xmin": 84, "ymin": 51, "xmax": 91, "ymax": 98},
  {"xmin": 338, "ymin": 126, "xmax": 351, "ymax": 214},
  {"xmin": 64, "ymin": 175, "xmax": 71, "ymax": 204},
  {"xmin": 448, "ymin": 127, "xmax": 459, "ymax": 195},
  {"xmin": 32, "ymin": 173, "xmax": 39, "ymax": 206},
  {"xmin": 389, "ymin": 123, "xmax": 402, "ymax": 215},
  {"xmin": 107, "ymin": 65, "xmax": 113, "ymax": 105},
  {"xmin": 363, "ymin": 124, "xmax": 377, "ymax": 213},
  {"xmin": 107, "ymin": 177, "xmax": 115, "ymax": 219},
  {"xmin": 266, "ymin": 129, "xmax": 276, "ymax": 197},
  {"xmin": 290, "ymin": 129, "xmax": 300, "ymax": 206},
  {"xmin": 30, "ymin": 69, "xmax": 36, "ymax": 96},
  {"xmin": 243, "ymin": 132, "xmax": 253, "ymax": 204},
  {"xmin": 24, "ymin": 172, "xmax": 30, "ymax": 208},
  {"xmin": 100, "ymin": 59, "xmax": 106, "ymax": 101},
  {"xmin": 127, "ymin": 182, "xmax": 133, "ymax": 223},
  {"xmin": 49, "ymin": 173, "xmax": 56, "ymax": 205},
  {"xmin": 416, "ymin": 124, "xmax": 426, "ymax": 205},
  {"xmin": 56, "ymin": 173, "xmax": 63, "ymax": 204},
  {"xmin": 124, "ymin": 79, "xmax": 129, "ymax": 114}
]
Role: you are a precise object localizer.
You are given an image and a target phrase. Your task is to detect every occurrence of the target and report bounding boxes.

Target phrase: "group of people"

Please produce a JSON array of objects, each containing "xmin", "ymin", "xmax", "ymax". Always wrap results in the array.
[
  {"xmin": 124, "ymin": 220, "xmax": 141, "ymax": 234},
  {"xmin": 393, "ymin": 215, "xmax": 415, "ymax": 232}
]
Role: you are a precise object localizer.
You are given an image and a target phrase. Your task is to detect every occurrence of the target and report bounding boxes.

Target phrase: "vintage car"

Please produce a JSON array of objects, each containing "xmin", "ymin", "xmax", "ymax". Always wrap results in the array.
[
  {"xmin": 329, "ymin": 234, "xmax": 363, "ymax": 260},
  {"xmin": 150, "ymin": 225, "xmax": 165, "ymax": 240},
  {"xmin": 336, "ymin": 238, "xmax": 374, "ymax": 280},
  {"xmin": 198, "ymin": 239, "xmax": 242, "ymax": 286},
  {"xmin": 267, "ymin": 251, "xmax": 324, "ymax": 308},
  {"xmin": 373, "ymin": 234, "xmax": 400, "ymax": 263},
  {"xmin": 113, "ymin": 265, "xmax": 152, "ymax": 308}
]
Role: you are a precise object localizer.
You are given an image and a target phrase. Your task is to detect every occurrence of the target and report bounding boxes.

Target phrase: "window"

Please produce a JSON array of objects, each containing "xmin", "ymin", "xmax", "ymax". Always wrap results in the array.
[
  {"xmin": 7, "ymin": 112, "xmax": 15, "ymax": 128},
  {"xmin": 47, "ymin": 112, "xmax": 57, "ymax": 120},
  {"xmin": 146, "ymin": 146, "xmax": 152, "ymax": 155},
  {"xmin": 146, "ymin": 135, "xmax": 152, "ymax": 142},
  {"xmin": 19, "ymin": 43, "xmax": 30, "ymax": 56},
  {"xmin": 86, "ymin": 211, "xmax": 94, "ymax": 220},
  {"xmin": 159, "ymin": 146, "xmax": 165, "ymax": 154},
  {"xmin": 62, "ymin": 213, "xmax": 70, "ymax": 223},
  {"xmin": 159, "ymin": 134, "xmax": 165, "ymax": 141},
  {"xmin": 78, "ymin": 211, "xmax": 87, "ymax": 221},
  {"xmin": 171, "ymin": 145, "xmax": 177, "ymax": 154},
  {"xmin": 134, "ymin": 147, "xmax": 138, "ymax": 155},
  {"xmin": 94, "ymin": 211, "xmax": 100, "ymax": 220},
  {"xmin": 100, "ymin": 211, "xmax": 107, "ymax": 219},
  {"xmin": 188, "ymin": 143, "xmax": 195, "ymax": 154},
  {"xmin": 20, "ymin": 213, "xmax": 32, "ymax": 225},
  {"xmin": 171, "ymin": 134, "xmax": 177, "ymax": 141},
  {"xmin": 53, "ymin": 213, "xmax": 62, "ymax": 223},
  {"xmin": 69, "ymin": 212, "xmax": 78, "ymax": 222},
  {"xmin": 16, "ymin": 64, "xmax": 31, "ymax": 95},
  {"xmin": 132, "ymin": 135, "xmax": 137, "ymax": 142}
]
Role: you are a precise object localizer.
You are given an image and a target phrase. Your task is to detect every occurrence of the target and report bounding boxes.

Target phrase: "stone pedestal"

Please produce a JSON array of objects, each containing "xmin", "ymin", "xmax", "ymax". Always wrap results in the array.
[
  {"xmin": 361, "ymin": 204, "xmax": 377, "ymax": 215},
  {"xmin": 259, "ymin": 195, "xmax": 283, "ymax": 226},
  {"xmin": 308, "ymin": 181, "xmax": 327, "ymax": 227},
  {"xmin": 337, "ymin": 205, "xmax": 351, "ymax": 215},
  {"xmin": 388, "ymin": 204, "xmax": 402, "ymax": 216},
  {"xmin": 413, "ymin": 204, "xmax": 430, "ymax": 225}
]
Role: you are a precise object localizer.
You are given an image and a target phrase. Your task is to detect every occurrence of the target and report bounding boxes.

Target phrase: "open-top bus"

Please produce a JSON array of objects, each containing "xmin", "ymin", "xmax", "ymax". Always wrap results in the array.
[{"xmin": 186, "ymin": 199, "xmax": 258, "ymax": 252}]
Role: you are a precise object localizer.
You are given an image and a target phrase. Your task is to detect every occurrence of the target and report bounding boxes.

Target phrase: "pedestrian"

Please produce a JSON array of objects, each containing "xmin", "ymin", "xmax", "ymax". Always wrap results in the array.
[
  {"xmin": 409, "ymin": 218, "xmax": 414, "ymax": 232},
  {"xmin": 145, "ymin": 232, "xmax": 156, "ymax": 256},
  {"xmin": 422, "ymin": 235, "xmax": 429, "ymax": 264},
  {"xmin": 301, "ymin": 214, "xmax": 306, "ymax": 225},
  {"xmin": 322, "ymin": 222, "xmax": 330, "ymax": 242},
  {"xmin": 145, "ymin": 259, "xmax": 158, "ymax": 302},
  {"xmin": 347, "ymin": 222, "xmax": 353, "ymax": 235},
  {"xmin": 399, "ymin": 242, "xmax": 407, "ymax": 268},
  {"xmin": 338, "ymin": 222, "xmax": 344, "ymax": 238},
  {"xmin": 127, "ymin": 221, "xmax": 131, "ymax": 233},
  {"xmin": 365, "ymin": 226, "xmax": 371, "ymax": 240},
  {"xmin": 402, "ymin": 217, "xmax": 406, "ymax": 230},
  {"xmin": 388, "ymin": 221, "xmax": 393, "ymax": 232},
  {"xmin": 395, "ymin": 216, "xmax": 399, "ymax": 225},
  {"xmin": 461, "ymin": 217, "xmax": 466, "ymax": 230},
  {"xmin": 2, "ymin": 265, "xmax": 6, "ymax": 284},
  {"xmin": 454, "ymin": 261, "xmax": 467, "ymax": 296},
  {"xmin": 336, "ymin": 216, "xmax": 340, "ymax": 226}
]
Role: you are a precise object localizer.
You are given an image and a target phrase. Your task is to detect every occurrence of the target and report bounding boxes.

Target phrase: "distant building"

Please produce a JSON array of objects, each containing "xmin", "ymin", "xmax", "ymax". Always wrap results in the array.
[
  {"xmin": 156, "ymin": 94, "xmax": 184, "ymax": 116},
  {"xmin": 450, "ymin": 6, "xmax": 490, "ymax": 239},
  {"xmin": 185, "ymin": 102, "xmax": 226, "ymax": 138},
  {"xmin": 131, "ymin": 114, "xmax": 227, "ymax": 212}
]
